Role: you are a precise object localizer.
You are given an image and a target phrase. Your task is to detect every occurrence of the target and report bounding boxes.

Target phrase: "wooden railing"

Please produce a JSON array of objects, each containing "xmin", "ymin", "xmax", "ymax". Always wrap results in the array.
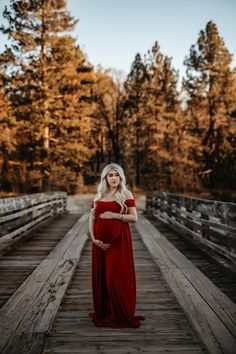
[
  {"xmin": 0, "ymin": 192, "xmax": 67, "ymax": 255},
  {"xmin": 146, "ymin": 191, "xmax": 236, "ymax": 272}
]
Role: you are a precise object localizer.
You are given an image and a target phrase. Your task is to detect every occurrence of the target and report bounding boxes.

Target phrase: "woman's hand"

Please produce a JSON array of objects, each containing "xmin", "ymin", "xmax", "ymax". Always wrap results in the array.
[
  {"xmin": 93, "ymin": 239, "xmax": 111, "ymax": 251},
  {"xmin": 99, "ymin": 211, "xmax": 114, "ymax": 219}
]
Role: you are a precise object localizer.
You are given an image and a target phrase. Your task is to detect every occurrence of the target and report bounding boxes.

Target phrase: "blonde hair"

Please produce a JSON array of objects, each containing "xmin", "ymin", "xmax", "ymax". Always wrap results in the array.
[{"xmin": 93, "ymin": 163, "xmax": 129, "ymax": 214}]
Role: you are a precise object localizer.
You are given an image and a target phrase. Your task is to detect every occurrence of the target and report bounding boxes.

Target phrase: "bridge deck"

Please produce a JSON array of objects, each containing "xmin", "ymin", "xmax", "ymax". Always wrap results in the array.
[
  {"xmin": 145, "ymin": 214, "xmax": 236, "ymax": 304},
  {"xmin": 42, "ymin": 225, "xmax": 204, "ymax": 354},
  {"xmin": 0, "ymin": 214, "xmax": 81, "ymax": 308},
  {"xmin": 0, "ymin": 210, "xmax": 236, "ymax": 353}
]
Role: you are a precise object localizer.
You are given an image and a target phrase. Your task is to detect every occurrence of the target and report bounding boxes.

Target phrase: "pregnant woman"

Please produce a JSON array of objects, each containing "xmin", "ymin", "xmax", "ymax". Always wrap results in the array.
[{"xmin": 88, "ymin": 163, "xmax": 145, "ymax": 328}]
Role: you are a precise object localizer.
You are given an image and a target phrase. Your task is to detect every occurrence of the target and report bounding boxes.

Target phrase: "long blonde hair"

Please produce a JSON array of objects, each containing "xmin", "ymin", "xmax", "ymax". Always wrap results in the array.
[{"xmin": 93, "ymin": 163, "xmax": 129, "ymax": 214}]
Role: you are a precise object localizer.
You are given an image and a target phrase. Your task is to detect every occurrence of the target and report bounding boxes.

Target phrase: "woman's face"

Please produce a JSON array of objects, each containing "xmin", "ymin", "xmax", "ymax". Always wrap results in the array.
[{"xmin": 106, "ymin": 169, "xmax": 121, "ymax": 189}]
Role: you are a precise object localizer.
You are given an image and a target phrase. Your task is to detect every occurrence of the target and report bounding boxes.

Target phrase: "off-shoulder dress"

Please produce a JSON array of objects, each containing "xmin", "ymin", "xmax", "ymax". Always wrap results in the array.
[{"xmin": 88, "ymin": 198, "xmax": 145, "ymax": 328}]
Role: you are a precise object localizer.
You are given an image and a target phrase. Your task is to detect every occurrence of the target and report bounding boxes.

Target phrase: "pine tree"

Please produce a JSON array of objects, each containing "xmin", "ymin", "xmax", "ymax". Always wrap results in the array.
[
  {"xmin": 40, "ymin": 37, "xmax": 95, "ymax": 192},
  {"xmin": 183, "ymin": 21, "xmax": 236, "ymax": 189},
  {"xmin": 0, "ymin": 0, "xmax": 95, "ymax": 192},
  {"xmin": 123, "ymin": 44, "xmax": 180, "ymax": 190},
  {"xmin": 90, "ymin": 68, "xmax": 125, "ymax": 170},
  {"xmin": 123, "ymin": 53, "xmax": 148, "ymax": 186},
  {"xmin": 143, "ymin": 41, "xmax": 180, "ymax": 189},
  {"xmin": 0, "ymin": 66, "xmax": 17, "ymax": 192}
]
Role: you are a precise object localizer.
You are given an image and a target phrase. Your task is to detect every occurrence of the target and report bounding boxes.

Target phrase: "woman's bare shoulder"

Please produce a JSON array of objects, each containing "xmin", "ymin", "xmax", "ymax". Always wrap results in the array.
[{"xmin": 124, "ymin": 189, "xmax": 134, "ymax": 199}]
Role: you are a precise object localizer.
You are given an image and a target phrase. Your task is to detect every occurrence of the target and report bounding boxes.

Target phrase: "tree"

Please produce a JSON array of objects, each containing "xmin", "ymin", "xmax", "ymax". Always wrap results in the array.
[
  {"xmin": 0, "ymin": 0, "xmax": 95, "ymax": 193},
  {"xmin": 123, "ymin": 44, "xmax": 180, "ymax": 190},
  {"xmin": 123, "ymin": 53, "xmax": 148, "ymax": 186},
  {"xmin": 0, "ymin": 67, "xmax": 17, "ymax": 192},
  {"xmin": 143, "ymin": 41, "xmax": 180, "ymax": 189},
  {"xmin": 91, "ymin": 68, "xmax": 125, "ymax": 170},
  {"xmin": 183, "ymin": 21, "xmax": 236, "ymax": 189}
]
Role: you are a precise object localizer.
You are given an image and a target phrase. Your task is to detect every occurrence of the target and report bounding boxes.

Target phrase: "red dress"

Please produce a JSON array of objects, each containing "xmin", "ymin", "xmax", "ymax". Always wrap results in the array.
[{"xmin": 88, "ymin": 198, "xmax": 145, "ymax": 328}]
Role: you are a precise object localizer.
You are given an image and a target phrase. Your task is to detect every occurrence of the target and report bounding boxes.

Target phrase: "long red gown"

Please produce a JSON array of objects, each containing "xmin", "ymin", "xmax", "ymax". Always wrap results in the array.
[{"xmin": 88, "ymin": 198, "xmax": 145, "ymax": 328}]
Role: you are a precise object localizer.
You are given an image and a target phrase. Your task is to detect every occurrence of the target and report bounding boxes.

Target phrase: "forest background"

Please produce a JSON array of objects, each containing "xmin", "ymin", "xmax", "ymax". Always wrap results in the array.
[{"xmin": 0, "ymin": 0, "xmax": 236, "ymax": 201}]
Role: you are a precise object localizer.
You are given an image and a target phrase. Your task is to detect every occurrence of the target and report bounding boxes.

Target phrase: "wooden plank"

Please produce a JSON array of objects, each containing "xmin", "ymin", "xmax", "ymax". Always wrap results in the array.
[
  {"xmin": 136, "ymin": 214, "xmax": 236, "ymax": 354},
  {"xmin": 146, "ymin": 191, "xmax": 236, "ymax": 271},
  {"xmin": 0, "ymin": 200, "xmax": 61, "ymax": 224},
  {"xmin": 0, "ymin": 214, "xmax": 80, "ymax": 311},
  {"xmin": 0, "ymin": 192, "xmax": 68, "ymax": 257},
  {"xmin": 27, "ymin": 225, "xmax": 89, "ymax": 334},
  {"xmin": 154, "ymin": 211, "xmax": 236, "ymax": 263},
  {"xmin": 1, "ymin": 333, "xmax": 45, "ymax": 354},
  {"xmin": 0, "ymin": 192, "xmax": 67, "ymax": 215},
  {"xmin": 47, "ymin": 213, "xmax": 89, "ymax": 260},
  {"xmin": 0, "ymin": 217, "xmax": 54, "ymax": 257},
  {"xmin": 163, "ymin": 204, "xmax": 236, "ymax": 235},
  {"xmin": 0, "ymin": 213, "xmax": 89, "ymax": 353},
  {"xmin": 0, "ymin": 211, "xmax": 53, "ymax": 243},
  {"xmin": 138, "ymin": 215, "xmax": 236, "ymax": 334},
  {"xmin": 42, "ymin": 226, "xmax": 205, "ymax": 354}
]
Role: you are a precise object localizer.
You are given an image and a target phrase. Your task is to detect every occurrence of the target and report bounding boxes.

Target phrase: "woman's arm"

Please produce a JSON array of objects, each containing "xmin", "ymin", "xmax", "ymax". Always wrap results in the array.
[
  {"xmin": 99, "ymin": 211, "xmax": 137, "ymax": 222},
  {"xmin": 99, "ymin": 209, "xmax": 137, "ymax": 222},
  {"xmin": 89, "ymin": 211, "xmax": 96, "ymax": 242},
  {"xmin": 100, "ymin": 190, "xmax": 138, "ymax": 222},
  {"xmin": 119, "ymin": 189, "xmax": 137, "ymax": 222},
  {"xmin": 110, "ymin": 208, "xmax": 137, "ymax": 222}
]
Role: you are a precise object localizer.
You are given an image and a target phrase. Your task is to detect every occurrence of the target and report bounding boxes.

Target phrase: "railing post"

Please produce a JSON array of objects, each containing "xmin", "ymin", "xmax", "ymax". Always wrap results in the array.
[
  {"xmin": 145, "ymin": 190, "xmax": 236, "ymax": 272},
  {"xmin": 0, "ymin": 192, "xmax": 68, "ymax": 256}
]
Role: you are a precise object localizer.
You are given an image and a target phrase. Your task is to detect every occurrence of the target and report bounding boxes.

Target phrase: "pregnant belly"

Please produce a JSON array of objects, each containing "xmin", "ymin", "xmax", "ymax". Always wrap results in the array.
[{"xmin": 94, "ymin": 218, "xmax": 121, "ymax": 244}]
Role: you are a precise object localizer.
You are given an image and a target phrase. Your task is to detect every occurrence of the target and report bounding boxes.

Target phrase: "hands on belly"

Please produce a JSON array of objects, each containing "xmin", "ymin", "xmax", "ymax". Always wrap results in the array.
[{"xmin": 93, "ymin": 239, "xmax": 111, "ymax": 251}]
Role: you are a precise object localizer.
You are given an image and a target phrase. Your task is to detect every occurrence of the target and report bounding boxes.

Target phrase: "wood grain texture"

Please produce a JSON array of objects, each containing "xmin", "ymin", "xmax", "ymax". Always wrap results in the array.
[
  {"xmin": 0, "ymin": 214, "xmax": 80, "ymax": 309},
  {"xmin": 145, "ymin": 214, "xmax": 236, "ymax": 304},
  {"xmin": 146, "ymin": 191, "xmax": 236, "ymax": 271},
  {"xmin": 42, "ymin": 224, "xmax": 205, "ymax": 354},
  {"xmin": 0, "ymin": 192, "xmax": 68, "ymax": 256},
  {"xmin": 136, "ymin": 214, "xmax": 236, "ymax": 354},
  {"xmin": 0, "ymin": 213, "xmax": 89, "ymax": 353}
]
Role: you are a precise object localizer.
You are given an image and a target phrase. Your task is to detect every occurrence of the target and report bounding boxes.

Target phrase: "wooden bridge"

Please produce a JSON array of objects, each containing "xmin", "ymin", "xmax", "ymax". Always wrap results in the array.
[{"xmin": 0, "ymin": 191, "xmax": 236, "ymax": 354}]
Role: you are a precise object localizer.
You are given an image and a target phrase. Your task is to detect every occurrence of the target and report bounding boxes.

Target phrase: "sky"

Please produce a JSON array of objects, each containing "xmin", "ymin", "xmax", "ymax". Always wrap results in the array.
[{"xmin": 0, "ymin": 0, "xmax": 236, "ymax": 81}]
